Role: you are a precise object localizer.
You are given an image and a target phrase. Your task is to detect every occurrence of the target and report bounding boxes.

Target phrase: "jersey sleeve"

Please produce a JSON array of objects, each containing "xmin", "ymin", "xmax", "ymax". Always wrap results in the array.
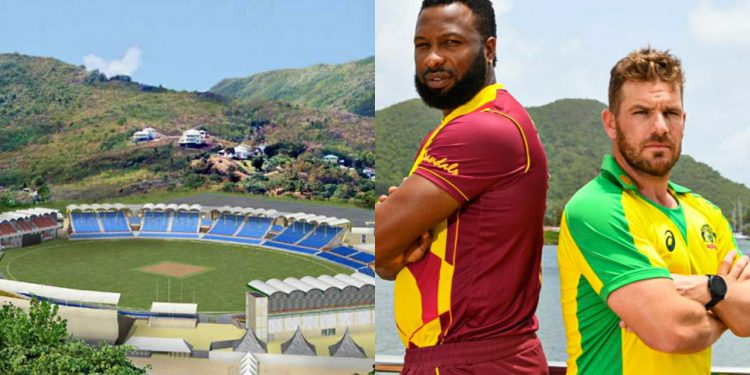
[
  {"xmin": 560, "ymin": 188, "xmax": 672, "ymax": 302},
  {"xmin": 412, "ymin": 111, "xmax": 529, "ymax": 203},
  {"xmin": 712, "ymin": 204, "xmax": 742, "ymax": 260}
]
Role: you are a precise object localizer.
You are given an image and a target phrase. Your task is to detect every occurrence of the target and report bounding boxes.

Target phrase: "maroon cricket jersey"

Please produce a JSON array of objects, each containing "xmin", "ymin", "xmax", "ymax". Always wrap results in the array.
[{"xmin": 394, "ymin": 83, "xmax": 549, "ymax": 348}]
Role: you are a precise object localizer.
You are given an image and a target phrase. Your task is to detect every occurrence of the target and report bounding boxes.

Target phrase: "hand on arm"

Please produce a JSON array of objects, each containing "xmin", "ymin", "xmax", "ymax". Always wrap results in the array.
[
  {"xmin": 669, "ymin": 250, "xmax": 750, "ymax": 337},
  {"xmin": 375, "ymin": 174, "xmax": 460, "ymax": 280},
  {"xmin": 608, "ymin": 278, "xmax": 726, "ymax": 353},
  {"xmin": 712, "ymin": 250, "xmax": 750, "ymax": 336}
]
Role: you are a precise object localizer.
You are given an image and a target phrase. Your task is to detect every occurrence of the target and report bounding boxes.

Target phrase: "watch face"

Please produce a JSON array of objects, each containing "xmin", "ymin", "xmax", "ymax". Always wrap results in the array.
[{"xmin": 710, "ymin": 276, "xmax": 727, "ymax": 296}]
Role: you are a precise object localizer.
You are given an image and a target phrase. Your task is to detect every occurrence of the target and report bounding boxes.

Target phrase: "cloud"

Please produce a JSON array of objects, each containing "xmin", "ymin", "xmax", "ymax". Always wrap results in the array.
[
  {"xmin": 83, "ymin": 46, "xmax": 143, "ymax": 77},
  {"xmin": 689, "ymin": 1, "xmax": 750, "ymax": 45}
]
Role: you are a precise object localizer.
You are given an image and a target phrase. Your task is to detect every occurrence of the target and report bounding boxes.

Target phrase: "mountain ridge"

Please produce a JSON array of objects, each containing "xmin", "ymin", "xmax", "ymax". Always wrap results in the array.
[
  {"xmin": 210, "ymin": 56, "xmax": 374, "ymax": 117},
  {"xmin": 0, "ymin": 53, "xmax": 374, "ymax": 206},
  {"xmin": 375, "ymin": 97, "xmax": 750, "ymax": 224}
]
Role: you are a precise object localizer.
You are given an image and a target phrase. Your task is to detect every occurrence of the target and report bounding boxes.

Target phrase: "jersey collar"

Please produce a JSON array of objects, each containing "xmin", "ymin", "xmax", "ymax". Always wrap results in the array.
[
  {"xmin": 441, "ymin": 83, "xmax": 504, "ymax": 126},
  {"xmin": 600, "ymin": 154, "xmax": 691, "ymax": 193}
]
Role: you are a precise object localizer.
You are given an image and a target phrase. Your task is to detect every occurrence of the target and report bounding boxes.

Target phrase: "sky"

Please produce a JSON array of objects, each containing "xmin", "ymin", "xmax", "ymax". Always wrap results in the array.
[
  {"xmin": 376, "ymin": 0, "xmax": 750, "ymax": 188},
  {"xmin": 0, "ymin": 0, "xmax": 374, "ymax": 92}
]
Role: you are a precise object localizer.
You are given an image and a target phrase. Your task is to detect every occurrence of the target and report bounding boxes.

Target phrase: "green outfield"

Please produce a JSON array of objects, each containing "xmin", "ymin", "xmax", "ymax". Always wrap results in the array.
[{"xmin": 0, "ymin": 238, "xmax": 349, "ymax": 312}]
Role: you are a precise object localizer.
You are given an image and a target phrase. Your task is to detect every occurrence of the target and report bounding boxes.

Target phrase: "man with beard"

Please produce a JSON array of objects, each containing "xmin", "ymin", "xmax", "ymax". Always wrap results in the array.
[
  {"xmin": 558, "ymin": 47, "xmax": 750, "ymax": 375},
  {"xmin": 375, "ymin": 0, "xmax": 549, "ymax": 373}
]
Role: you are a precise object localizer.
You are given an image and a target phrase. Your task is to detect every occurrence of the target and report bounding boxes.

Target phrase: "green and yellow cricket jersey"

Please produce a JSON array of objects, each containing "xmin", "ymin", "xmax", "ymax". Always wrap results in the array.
[{"xmin": 558, "ymin": 154, "xmax": 740, "ymax": 375}]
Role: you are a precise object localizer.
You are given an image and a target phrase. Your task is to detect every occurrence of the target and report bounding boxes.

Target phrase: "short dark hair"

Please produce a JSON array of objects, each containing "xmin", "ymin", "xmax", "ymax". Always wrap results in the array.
[{"xmin": 420, "ymin": 0, "xmax": 497, "ymax": 65}]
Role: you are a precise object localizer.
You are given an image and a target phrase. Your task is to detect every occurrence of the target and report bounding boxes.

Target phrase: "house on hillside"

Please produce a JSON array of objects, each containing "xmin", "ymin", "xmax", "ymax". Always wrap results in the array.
[
  {"xmin": 132, "ymin": 127, "xmax": 157, "ymax": 143},
  {"xmin": 233, "ymin": 144, "xmax": 252, "ymax": 160},
  {"xmin": 363, "ymin": 168, "xmax": 375, "ymax": 180},
  {"xmin": 179, "ymin": 129, "xmax": 203, "ymax": 148},
  {"xmin": 323, "ymin": 154, "xmax": 340, "ymax": 164}
]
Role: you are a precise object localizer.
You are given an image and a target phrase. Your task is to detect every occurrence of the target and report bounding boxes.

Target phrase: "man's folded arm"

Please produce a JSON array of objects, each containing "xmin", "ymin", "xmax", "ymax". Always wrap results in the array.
[
  {"xmin": 713, "ymin": 281, "xmax": 750, "ymax": 337},
  {"xmin": 607, "ymin": 278, "xmax": 727, "ymax": 354},
  {"xmin": 374, "ymin": 174, "xmax": 460, "ymax": 280},
  {"xmin": 673, "ymin": 251, "xmax": 750, "ymax": 337}
]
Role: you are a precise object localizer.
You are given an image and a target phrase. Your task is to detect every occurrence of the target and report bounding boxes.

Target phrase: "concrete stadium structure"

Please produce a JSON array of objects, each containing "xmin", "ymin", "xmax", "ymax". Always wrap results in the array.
[
  {"xmin": 65, "ymin": 203, "xmax": 374, "ymax": 276},
  {"xmin": 0, "ymin": 208, "xmax": 61, "ymax": 249},
  {"xmin": 246, "ymin": 273, "xmax": 375, "ymax": 342}
]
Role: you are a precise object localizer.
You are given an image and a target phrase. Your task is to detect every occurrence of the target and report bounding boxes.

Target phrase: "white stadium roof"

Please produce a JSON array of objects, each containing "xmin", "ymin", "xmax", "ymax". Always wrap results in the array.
[
  {"xmin": 64, "ymin": 203, "xmax": 346, "ymax": 226},
  {"xmin": 150, "ymin": 302, "xmax": 198, "ymax": 315},
  {"xmin": 67, "ymin": 203, "xmax": 131, "ymax": 212},
  {"xmin": 248, "ymin": 273, "xmax": 375, "ymax": 297},
  {"xmin": 0, "ymin": 208, "xmax": 60, "ymax": 222},
  {"xmin": 350, "ymin": 273, "xmax": 376, "ymax": 286},
  {"xmin": 248, "ymin": 280, "xmax": 281, "ymax": 296},
  {"xmin": 281, "ymin": 212, "xmax": 350, "ymax": 226},
  {"xmin": 333, "ymin": 274, "xmax": 367, "ymax": 288},
  {"xmin": 0, "ymin": 279, "xmax": 120, "ymax": 305}
]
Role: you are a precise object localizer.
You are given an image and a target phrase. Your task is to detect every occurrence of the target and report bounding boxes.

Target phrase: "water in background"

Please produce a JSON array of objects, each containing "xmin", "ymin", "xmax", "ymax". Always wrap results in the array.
[{"xmin": 376, "ymin": 242, "xmax": 750, "ymax": 366}]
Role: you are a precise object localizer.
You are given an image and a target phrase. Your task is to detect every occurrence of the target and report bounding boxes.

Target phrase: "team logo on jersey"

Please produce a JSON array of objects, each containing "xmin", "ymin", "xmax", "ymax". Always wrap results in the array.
[
  {"xmin": 664, "ymin": 229, "xmax": 675, "ymax": 252},
  {"xmin": 423, "ymin": 153, "xmax": 460, "ymax": 175},
  {"xmin": 701, "ymin": 224, "xmax": 717, "ymax": 250}
]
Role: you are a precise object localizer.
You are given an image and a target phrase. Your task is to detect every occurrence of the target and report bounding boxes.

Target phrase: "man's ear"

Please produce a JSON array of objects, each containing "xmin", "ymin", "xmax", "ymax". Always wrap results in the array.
[
  {"xmin": 485, "ymin": 36, "xmax": 496, "ymax": 65},
  {"xmin": 602, "ymin": 108, "xmax": 617, "ymax": 141}
]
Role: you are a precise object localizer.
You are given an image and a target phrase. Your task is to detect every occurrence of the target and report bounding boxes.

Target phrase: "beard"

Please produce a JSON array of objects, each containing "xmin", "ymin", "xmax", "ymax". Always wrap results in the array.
[
  {"xmin": 615, "ymin": 121, "xmax": 681, "ymax": 177},
  {"xmin": 414, "ymin": 47, "xmax": 488, "ymax": 110}
]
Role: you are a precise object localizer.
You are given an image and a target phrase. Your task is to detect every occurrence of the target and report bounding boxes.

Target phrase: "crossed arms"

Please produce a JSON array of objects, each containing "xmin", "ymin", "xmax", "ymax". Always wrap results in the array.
[
  {"xmin": 609, "ymin": 250, "xmax": 750, "ymax": 354},
  {"xmin": 374, "ymin": 174, "xmax": 459, "ymax": 280}
]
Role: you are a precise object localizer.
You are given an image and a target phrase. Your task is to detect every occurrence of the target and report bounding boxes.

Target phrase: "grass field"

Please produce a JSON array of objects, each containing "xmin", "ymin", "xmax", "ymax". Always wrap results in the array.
[{"xmin": 0, "ymin": 238, "xmax": 349, "ymax": 312}]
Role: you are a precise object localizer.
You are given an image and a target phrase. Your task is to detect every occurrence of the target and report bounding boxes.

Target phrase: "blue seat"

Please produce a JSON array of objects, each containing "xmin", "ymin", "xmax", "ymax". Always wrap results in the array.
[
  {"xmin": 298, "ymin": 226, "xmax": 342, "ymax": 248},
  {"xmin": 100, "ymin": 212, "xmax": 130, "ymax": 232},
  {"xmin": 141, "ymin": 211, "xmax": 169, "ymax": 232},
  {"xmin": 350, "ymin": 251, "xmax": 375, "ymax": 263},
  {"xmin": 71, "ymin": 212, "xmax": 101, "ymax": 233},
  {"xmin": 70, "ymin": 232, "xmax": 133, "ymax": 239},
  {"xmin": 265, "ymin": 241, "xmax": 318, "ymax": 255},
  {"xmin": 271, "ymin": 222, "xmax": 314, "ymax": 243},
  {"xmin": 316, "ymin": 252, "xmax": 365, "ymax": 269},
  {"xmin": 357, "ymin": 266, "xmax": 375, "ymax": 277},
  {"xmin": 209, "ymin": 214, "xmax": 243, "ymax": 236},
  {"xmin": 138, "ymin": 233, "xmax": 199, "ymax": 239},
  {"xmin": 330, "ymin": 246, "xmax": 358, "ymax": 257},
  {"xmin": 236, "ymin": 217, "xmax": 272, "ymax": 239},
  {"xmin": 172, "ymin": 212, "xmax": 199, "ymax": 233}
]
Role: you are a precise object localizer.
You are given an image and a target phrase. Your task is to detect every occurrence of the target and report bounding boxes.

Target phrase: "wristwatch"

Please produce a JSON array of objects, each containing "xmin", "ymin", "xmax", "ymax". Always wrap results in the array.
[{"xmin": 705, "ymin": 274, "xmax": 727, "ymax": 310}]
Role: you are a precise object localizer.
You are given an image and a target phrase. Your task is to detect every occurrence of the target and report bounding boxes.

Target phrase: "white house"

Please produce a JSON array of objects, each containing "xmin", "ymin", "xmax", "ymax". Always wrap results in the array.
[
  {"xmin": 323, "ymin": 154, "xmax": 339, "ymax": 164},
  {"xmin": 233, "ymin": 145, "xmax": 252, "ymax": 160},
  {"xmin": 132, "ymin": 127, "xmax": 157, "ymax": 143},
  {"xmin": 179, "ymin": 129, "xmax": 203, "ymax": 147}
]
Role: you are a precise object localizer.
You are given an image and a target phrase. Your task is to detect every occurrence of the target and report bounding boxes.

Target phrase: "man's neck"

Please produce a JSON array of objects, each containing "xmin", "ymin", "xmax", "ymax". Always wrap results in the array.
[
  {"xmin": 614, "ymin": 152, "xmax": 677, "ymax": 209},
  {"xmin": 441, "ymin": 75, "xmax": 497, "ymax": 117}
]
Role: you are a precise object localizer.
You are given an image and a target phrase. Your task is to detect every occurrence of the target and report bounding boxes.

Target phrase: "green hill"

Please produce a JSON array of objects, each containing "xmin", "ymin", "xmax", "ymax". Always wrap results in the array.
[
  {"xmin": 0, "ymin": 53, "xmax": 374, "ymax": 205},
  {"xmin": 210, "ymin": 56, "xmax": 375, "ymax": 117},
  {"xmin": 375, "ymin": 97, "xmax": 750, "ymax": 225}
]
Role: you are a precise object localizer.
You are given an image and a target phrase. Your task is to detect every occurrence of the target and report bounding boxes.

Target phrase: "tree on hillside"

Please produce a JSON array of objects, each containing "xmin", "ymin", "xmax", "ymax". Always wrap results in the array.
[{"xmin": 0, "ymin": 299, "xmax": 147, "ymax": 374}]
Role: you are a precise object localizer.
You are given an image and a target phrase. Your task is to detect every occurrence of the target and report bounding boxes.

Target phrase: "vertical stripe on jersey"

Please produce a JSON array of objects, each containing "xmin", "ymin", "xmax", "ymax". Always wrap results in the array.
[
  {"xmin": 395, "ymin": 266, "xmax": 423, "ymax": 347},
  {"xmin": 576, "ymin": 275, "xmax": 622, "ymax": 374},
  {"xmin": 559, "ymin": 214, "xmax": 621, "ymax": 374}
]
